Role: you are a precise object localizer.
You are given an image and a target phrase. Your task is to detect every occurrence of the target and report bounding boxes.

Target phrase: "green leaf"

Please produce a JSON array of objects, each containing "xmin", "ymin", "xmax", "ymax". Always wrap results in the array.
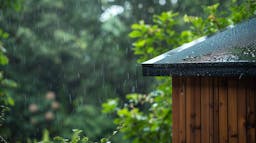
[
  {"xmin": 2, "ymin": 32, "xmax": 9, "ymax": 39},
  {"xmin": 0, "ymin": 53, "xmax": 9, "ymax": 65},
  {"xmin": 100, "ymin": 138, "xmax": 108, "ymax": 143},
  {"xmin": 146, "ymin": 47, "xmax": 154, "ymax": 54},
  {"xmin": 54, "ymin": 136, "xmax": 69, "ymax": 142},
  {"xmin": 71, "ymin": 129, "xmax": 82, "ymax": 143},
  {"xmin": 7, "ymin": 96, "xmax": 15, "ymax": 106},
  {"xmin": 42, "ymin": 129, "xmax": 50, "ymax": 141},
  {"xmin": 81, "ymin": 137, "xmax": 89, "ymax": 143},
  {"xmin": 126, "ymin": 93, "xmax": 139, "ymax": 102},
  {"xmin": 1, "ymin": 79, "xmax": 17, "ymax": 88},
  {"xmin": 133, "ymin": 40, "xmax": 146, "ymax": 47},
  {"xmin": 117, "ymin": 108, "xmax": 130, "ymax": 117},
  {"xmin": 131, "ymin": 23, "xmax": 142, "ymax": 30},
  {"xmin": 205, "ymin": 3, "xmax": 220, "ymax": 14},
  {"xmin": 129, "ymin": 31, "xmax": 142, "ymax": 38},
  {"xmin": 102, "ymin": 99, "xmax": 118, "ymax": 113},
  {"xmin": 0, "ymin": 46, "xmax": 7, "ymax": 53}
]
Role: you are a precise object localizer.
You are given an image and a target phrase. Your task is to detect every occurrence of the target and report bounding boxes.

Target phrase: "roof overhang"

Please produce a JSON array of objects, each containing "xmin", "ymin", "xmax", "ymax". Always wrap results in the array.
[
  {"xmin": 142, "ymin": 62, "xmax": 256, "ymax": 76},
  {"xmin": 142, "ymin": 18, "xmax": 256, "ymax": 77}
]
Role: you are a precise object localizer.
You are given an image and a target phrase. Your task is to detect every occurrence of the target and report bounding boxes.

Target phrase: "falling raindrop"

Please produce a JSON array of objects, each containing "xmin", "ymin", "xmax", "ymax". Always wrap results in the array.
[{"xmin": 69, "ymin": 94, "xmax": 72, "ymax": 104}]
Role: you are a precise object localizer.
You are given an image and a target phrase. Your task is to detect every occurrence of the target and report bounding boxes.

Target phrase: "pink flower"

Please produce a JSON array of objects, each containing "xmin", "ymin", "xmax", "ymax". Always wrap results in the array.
[
  {"xmin": 45, "ymin": 111, "xmax": 54, "ymax": 121},
  {"xmin": 51, "ymin": 101, "xmax": 60, "ymax": 110},
  {"xmin": 28, "ymin": 104, "xmax": 38, "ymax": 113},
  {"xmin": 46, "ymin": 91, "xmax": 56, "ymax": 100}
]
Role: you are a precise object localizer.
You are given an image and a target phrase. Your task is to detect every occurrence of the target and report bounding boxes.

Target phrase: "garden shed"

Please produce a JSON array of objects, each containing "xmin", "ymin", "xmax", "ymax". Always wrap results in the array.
[{"xmin": 142, "ymin": 18, "xmax": 256, "ymax": 143}]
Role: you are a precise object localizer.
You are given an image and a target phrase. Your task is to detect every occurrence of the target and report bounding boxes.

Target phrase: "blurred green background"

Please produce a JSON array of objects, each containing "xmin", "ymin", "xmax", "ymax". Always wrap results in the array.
[{"xmin": 0, "ymin": 0, "xmax": 255, "ymax": 142}]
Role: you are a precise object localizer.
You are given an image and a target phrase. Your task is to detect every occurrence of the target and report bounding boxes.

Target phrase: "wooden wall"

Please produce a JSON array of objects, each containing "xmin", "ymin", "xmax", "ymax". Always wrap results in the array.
[{"xmin": 172, "ymin": 77, "xmax": 256, "ymax": 143}]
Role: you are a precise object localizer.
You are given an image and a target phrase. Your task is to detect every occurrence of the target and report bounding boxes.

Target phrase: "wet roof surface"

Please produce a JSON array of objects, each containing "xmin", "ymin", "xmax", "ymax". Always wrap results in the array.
[{"xmin": 142, "ymin": 18, "xmax": 256, "ymax": 76}]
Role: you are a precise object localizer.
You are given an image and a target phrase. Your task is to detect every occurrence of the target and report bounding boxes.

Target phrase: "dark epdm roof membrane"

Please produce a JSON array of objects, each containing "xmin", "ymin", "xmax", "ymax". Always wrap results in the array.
[{"xmin": 142, "ymin": 18, "xmax": 256, "ymax": 77}]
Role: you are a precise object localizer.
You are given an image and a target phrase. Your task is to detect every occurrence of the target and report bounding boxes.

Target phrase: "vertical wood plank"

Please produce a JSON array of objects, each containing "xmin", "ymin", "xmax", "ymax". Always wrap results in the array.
[
  {"xmin": 228, "ymin": 78, "xmax": 238, "ymax": 143},
  {"xmin": 209, "ymin": 77, "xmax": 214, "ymax": 143},
  {"xmin": 213, "ymin": 78, "xmax": 219, "ymax": 143},
  {"xmin": 194, "ymin": 78, "xmax": 201, "ymax": 143},
  {"xmin": 219, "ymin": 78, "xmax": 228, "ymax": 143},
  {"xmin": 201, "ymin": 77, "xmax": 210, "ymax": 143},
  {"xmin": 247, "ymin": 78, "xmax": 255, "ymax": 143},
  {"xmin": 237, "ymin": 78, "xmax": 246, "ymax": 143},
  {"xmin": 172, "ymin": 77, "xmax": 180, "ymax": 143},
  {"xmin": 179, "ymin": 78, "xmax": 186, "ymax": 143},
  {"xmin": 254, "ymin": 78, "xmax": 256, "ymax": 143},
  {"xmin": 172, "ymin": 77, "xmax": 255, "ymax": 143},
  {"xmin": 186, "ymin": 77, "xmax": 194, "ymax": 143}
]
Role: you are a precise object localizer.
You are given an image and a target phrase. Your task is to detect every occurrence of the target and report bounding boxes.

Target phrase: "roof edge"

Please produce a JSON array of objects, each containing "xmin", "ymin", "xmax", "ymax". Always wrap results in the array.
[{"xmin": 142, "ymin": 62, "xmax": 256, "ymax": 77}]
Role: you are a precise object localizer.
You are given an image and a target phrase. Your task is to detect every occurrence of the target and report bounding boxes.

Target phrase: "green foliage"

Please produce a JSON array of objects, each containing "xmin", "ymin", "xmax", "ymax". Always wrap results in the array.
[
  {"xmin": 0, "ymin": 30, "xmax": 9, "ymax": 66},
  {"xmin": 28, "ymin": 129, "xmax": 89, "ymax": 143},
  {"xmin": 54, "ymin": 129, "xmax": 90, "ymax": 143},
  {"xmin": 102, "ymin": 99, "xmax": 119, "ymax": 113},
  {"xmin": 0, "ymin": 0, "xmax": 255, "ymax": 142},
  {"xmin": 131, "ymin": 1, "xmax": 256, "ymax": 63},
  {"xmin": 0, "ymin": 1, "xmax": 21, "ymax": 141},
  {"xmin": 103, "ymin": 1, "xmax": 256, "ymax": 143},
  {"xmin": 36, "ymin": 128, "xmax": 121, "ymax": 143},
  {"xmin": 61, "ymin": 105, "xmax": 115, "ymax": 139},
  {"xmin": 0, "ymin": 32, "xmax": 15, "ymax": 139},
  {"xmin": 129, "ymin": 12, "xmax": 180, "ymax": 63},
  {"xmin": 103, "ymin": 90, "xmax": 172, "ymax": 143},
  {"xmin": 0, "ymin": 0, "xmax": 150, "ymax": 142},
  {"xmin": 0, "ymin": 0, "xmax": 22, "ymax": 11}
]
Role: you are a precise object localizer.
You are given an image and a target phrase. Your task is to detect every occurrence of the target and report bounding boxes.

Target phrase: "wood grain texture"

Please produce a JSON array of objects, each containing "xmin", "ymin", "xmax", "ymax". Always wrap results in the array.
[
  {"xmin": 228, "ymin": 78, "xmax": 238, "ymax": 143},
  {"xmin": 179, "ymin": 78, "xmax": 186, "ymax": 143},
  {"xmin": 201, "ymin": 77, "xmax": 211, "ymax": 143},
  {"xmin": 246, "ymin": 78, "xmax": 255, "ymax": 143},
  {"xmin": 237, "ymin": 78, "xmax": 246, "ymax": 143},
  {"xmin": 213, "ymin": 78, "xmax": 219, "ymax": 143},
  {"xmin": 171, "ymin": 77, "xmax": 256, "ymax": 143},
  {"xmin": 172, "ymin": 77, "xmax": 180, "ymax": 143},
  {"xmin": 219, "ymin": 78, "xmax": 228, "ymax": 143},
  {"xmin": 209, "ymin": 77, "xmax": 214, "ymax": 143},
  {"xmin": 194, "ymin": 78, "xmax": 201, "ymax": 143},
  {"xmin": 186, "ymin": 77, "xmax": 193, "ymax": 143}
]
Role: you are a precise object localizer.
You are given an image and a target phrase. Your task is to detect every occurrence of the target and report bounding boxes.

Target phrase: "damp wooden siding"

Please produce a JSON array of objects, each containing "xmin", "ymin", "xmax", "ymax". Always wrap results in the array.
[{"xmin": 172, "ymin": 77, "xmax": 256, "ymax": 143}]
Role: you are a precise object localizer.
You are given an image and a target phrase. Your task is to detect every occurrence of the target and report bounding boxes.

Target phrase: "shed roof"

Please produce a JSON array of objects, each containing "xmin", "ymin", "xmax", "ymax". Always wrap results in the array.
[{"xmin": 142, "ymin": 18, "xmax": 256, "ymax": 77}]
